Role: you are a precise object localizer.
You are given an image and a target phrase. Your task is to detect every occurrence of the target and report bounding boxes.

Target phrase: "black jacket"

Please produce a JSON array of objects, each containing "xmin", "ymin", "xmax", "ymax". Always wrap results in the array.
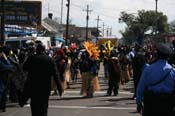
[{"xmin": 23, "ymin": 53, "xmax": 62, "ymax": 97}]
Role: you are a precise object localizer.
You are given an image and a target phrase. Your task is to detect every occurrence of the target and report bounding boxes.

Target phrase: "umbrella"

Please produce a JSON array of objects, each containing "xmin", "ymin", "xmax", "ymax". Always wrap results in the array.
[{"xmin": 55, "ymin": 37, "xmax": 65, "ymax": 43}]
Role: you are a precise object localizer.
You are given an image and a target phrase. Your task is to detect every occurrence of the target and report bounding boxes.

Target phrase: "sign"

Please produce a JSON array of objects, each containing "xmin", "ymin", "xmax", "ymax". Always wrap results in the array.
[
  {"xmin": 98, "ymin": 38, "xmax": 118, "ymax": 47},
  {"xmin": 0, "ymin": 1, "xmax": 42, "ymax": 26}
]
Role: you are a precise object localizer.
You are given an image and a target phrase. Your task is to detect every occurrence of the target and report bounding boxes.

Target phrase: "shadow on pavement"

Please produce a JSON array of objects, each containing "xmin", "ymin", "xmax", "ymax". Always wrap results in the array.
[
  {"xmin": 101, "ymin": 97, "xmax": 133, "ymax": 102},
  {"xmin": 49, "ymin": 96, "xmax": 91, "ymax": 101},
  {"xmin": 123, "ymin": 87, "xmax": 134, "ymax": 93}
]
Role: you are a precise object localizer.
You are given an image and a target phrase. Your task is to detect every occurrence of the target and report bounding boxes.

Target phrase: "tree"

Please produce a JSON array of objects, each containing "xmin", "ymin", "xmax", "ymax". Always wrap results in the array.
[
  {"xmin": 119, "ymin": 28, "xmax": 137, "ymax": 45},
  {"xmin": 169, "ymin": 20, "xmax": 175, "ymax": 33},
  {"xmin": 119, "ymin": 10, "xmax": 169, "ymax": 45}
]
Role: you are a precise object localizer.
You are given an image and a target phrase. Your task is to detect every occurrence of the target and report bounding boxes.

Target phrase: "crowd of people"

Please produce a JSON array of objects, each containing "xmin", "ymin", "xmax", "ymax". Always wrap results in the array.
[{"xmin": 0, "ymin": 39, "xmax": 175, "ymax": 116}]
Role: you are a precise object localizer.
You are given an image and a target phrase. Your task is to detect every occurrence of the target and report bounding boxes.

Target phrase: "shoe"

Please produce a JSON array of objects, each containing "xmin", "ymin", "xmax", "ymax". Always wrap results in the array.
[
  {"xmin": 2, "ymin": 108, "xmax": 6, "ymax": 112},
  {"xmin": 52, "ymin": 91, "xmax": 58, "ymax": 95},
  {"xmin": 113, "ymin": 94, "xmax": 118, "ymax": 96},
  {"xmin": 0, "ymin": 107, "xmax": 6, "ymax": 112},
  {"xmin": 132, "ymin": 95, "xmax": 136, "ymax": 100},
  {"xmin": 105, "ymin": 94, "xmax": 112, "ymax": 96},
  {"xmin": 131, "ymin": 96, "xmax": 136, "ymax": 100},
  {"xmin": 19, "ymin": 99, "xmax": 27, "ymax": 107}
]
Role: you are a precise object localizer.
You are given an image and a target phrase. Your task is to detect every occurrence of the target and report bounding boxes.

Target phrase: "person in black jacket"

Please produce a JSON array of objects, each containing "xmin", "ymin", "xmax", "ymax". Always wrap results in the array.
[
  {"xmin": 0, "ymin": 47, "xmax": 13, "ymax": 112},
  {"xmin": 107, "ymin": 51, "xmax": 121, "ymax": 96},
  {"xmin": 132, "ymin": 46, "xmax": 146, "ymax": 99},
  {"xmin": 23, "ymin": 44, "xmax": 62, "ymax": 116}
]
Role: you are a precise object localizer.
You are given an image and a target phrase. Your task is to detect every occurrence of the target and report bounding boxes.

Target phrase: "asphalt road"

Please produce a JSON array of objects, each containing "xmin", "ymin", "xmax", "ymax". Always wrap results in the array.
[{"xmin": 0, "ymin": 63, "xmax": 141, "ymax": 116}]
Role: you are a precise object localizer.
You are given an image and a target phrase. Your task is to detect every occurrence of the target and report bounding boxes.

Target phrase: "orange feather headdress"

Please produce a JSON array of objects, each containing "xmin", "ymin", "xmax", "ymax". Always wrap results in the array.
[{"xmin": 83, "ymin": 41, "xmax": 100, "ymax": 60}]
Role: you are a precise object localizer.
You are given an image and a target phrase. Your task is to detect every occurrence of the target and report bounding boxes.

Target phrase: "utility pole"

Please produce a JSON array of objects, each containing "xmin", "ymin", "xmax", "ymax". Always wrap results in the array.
[
  {"xmin": 155, "ymin": 0, "xmax": 158, "ymax": 14},
  {"xmin": 102, "ymin": 22, "xmax": 105, "ymax": 37},
  {"xmin": 95, "ymin": 16, "xmax": 101, "ymax": 44},
  {"xmin": 84, "ymin": 5, "xmax": 92, "ymax": 41},
  {"xmin": 110, "ymin": 26, "xmax": 112, "ymax": 36},
  {"xmin": 106, "ymin": 27, "xmax": 109, "ymax": 37},
  {"xmin": 60, "ymin": 0, "xmax": 63, "ymax": 24},
  {"xmin": 66, "ymin": 0, "xmax": 70, "ymax": 45},
  {"xmin": 0, "ymin": 0, "xmax": 5, "ymax": 45},
  {"xmin": 155, "ymin": 0, "xmax": 158, "ymax": 35}
]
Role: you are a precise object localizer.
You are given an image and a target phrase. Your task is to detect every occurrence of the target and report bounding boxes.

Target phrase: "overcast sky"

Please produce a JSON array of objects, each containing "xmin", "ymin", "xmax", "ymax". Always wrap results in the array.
[{"xmin": 41, "ymin": 0, "xmax": 175, "ymax": 38}]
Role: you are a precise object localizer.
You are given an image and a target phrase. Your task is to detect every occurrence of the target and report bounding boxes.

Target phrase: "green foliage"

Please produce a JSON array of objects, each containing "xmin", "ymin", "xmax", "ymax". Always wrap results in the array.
[
  {"xmin": 169, "ymin": 20, "xmax": 175, "ymax": 33},
  {"xmin": 119, "ymin": 10, "xmax": 169, "ymax": 44}
]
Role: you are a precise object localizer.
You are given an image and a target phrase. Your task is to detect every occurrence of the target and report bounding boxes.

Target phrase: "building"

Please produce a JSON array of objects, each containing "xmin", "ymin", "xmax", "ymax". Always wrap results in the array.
[{"xmin": 41, "ymin": 15, "xmax": 99, "ymax": 45}]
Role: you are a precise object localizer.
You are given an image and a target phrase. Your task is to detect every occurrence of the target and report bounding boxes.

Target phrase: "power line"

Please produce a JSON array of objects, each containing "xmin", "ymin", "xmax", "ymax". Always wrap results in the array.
[
  {"xmin": 71, "ymin": 3, "xmax": 118, "ymax": 19},
  {"xmin": 93, "ymin": 11, "xmax": 118, "ymax": 19},
  {"xmin": 71, "ymin": 3, "xmax": 83, "ymax": 9}
]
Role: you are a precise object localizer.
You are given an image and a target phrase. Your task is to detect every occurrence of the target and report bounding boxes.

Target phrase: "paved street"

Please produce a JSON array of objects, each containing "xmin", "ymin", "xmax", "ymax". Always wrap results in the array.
[{"xmin": 0, "ymin": 63, "xmax": 140, "ymax": 116}]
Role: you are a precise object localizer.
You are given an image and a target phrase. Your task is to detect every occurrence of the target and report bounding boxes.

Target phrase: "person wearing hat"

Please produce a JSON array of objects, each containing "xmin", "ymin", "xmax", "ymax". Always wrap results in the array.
[
  {"xmin": 80, "ymin": 42, "xmax": 100, "ymax": 98},
  {"xmin": 136, "ymin": 42, "xmax": 175, "ymax": 116},
  {"xmin": 55, "ymin": 49, "xmax": 67, "ymax": 95}
]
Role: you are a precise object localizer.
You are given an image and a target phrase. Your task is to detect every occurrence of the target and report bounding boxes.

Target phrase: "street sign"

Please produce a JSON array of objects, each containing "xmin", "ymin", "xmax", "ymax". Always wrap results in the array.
[{"xmin": 0, "ymin": 1, "xmax": 42, "ymax": 26}]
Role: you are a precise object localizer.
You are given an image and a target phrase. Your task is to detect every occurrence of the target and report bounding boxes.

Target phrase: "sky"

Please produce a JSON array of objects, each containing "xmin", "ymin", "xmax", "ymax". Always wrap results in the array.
[{"xmin": 40, "ymin": 0, "xmax": 175, "ymax": 38}]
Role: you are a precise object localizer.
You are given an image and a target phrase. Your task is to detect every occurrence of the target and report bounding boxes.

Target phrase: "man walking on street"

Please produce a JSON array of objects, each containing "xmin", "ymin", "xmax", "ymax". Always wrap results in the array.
[
  {"xmin": 107, "ymin": 50, "xmax": 121, "ymax": 96},
  {"xmin": 23, "ymin": 43, "xmax": 62, "ymax": 116}
]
